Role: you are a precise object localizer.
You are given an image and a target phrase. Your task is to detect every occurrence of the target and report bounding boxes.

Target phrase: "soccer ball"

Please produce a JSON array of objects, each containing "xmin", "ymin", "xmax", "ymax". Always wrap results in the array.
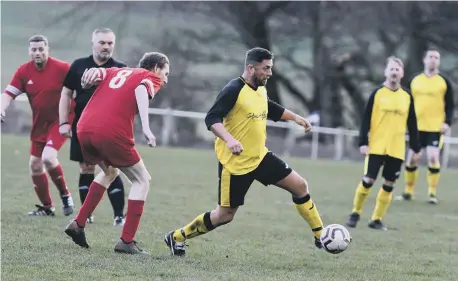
[{"xmin": 320, "ymin": 224, "xmax": 352, "ymax": 254}]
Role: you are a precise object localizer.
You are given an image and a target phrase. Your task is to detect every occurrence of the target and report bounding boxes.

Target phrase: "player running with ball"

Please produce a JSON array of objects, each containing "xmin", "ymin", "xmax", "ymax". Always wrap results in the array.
[
  {"xmin": 64, "ymin": 52, "xmax": 169, "ymax": 255},
  {"xmin": 165, "ymin": 47, "xmax": 325, "ymax": 256}
]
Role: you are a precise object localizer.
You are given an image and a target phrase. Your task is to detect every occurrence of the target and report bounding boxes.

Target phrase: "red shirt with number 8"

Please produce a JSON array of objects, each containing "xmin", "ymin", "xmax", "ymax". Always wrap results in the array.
[{"xmin": 77, "ymin": 67, "xmax": 162, "ymax": 144}]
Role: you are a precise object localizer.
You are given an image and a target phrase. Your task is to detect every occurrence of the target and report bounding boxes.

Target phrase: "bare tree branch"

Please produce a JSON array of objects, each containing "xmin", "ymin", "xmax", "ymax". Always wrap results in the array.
[{"xmin": 275, "ymin": 73, "xmax": 312, "ymax": 109}]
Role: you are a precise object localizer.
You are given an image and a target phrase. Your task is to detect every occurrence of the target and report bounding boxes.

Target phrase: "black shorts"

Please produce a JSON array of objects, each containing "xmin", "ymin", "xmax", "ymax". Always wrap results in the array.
[
  {"xmin": 419, "ymin": 131, "xmax": 443, "ymax": 149},
  {"xmin": 364, "ymin": 154, "xmax": 403, "ymax": 182},
  {"xmin": 218, "ymin": 152, "xmax": 293, "ymax": 208},
  {"xmin": 70, "ymin": 116, "xmax": 84, "ymax": 163}
]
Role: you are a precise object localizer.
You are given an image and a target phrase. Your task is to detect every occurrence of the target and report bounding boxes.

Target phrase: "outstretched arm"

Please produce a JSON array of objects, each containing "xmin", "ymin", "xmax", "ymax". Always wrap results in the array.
[{"xmin": 268, "ymin": 99, "xmax": 312, "ymax": 132}]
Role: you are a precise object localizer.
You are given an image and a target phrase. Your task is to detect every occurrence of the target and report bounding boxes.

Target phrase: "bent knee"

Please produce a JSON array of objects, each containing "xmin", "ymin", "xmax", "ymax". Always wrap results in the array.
[
  {"xmin": 293, "ymin": 178, "xmax": 309, "ymax": 197},
  {"xmin": 29, "ymin": 157, "xmax": 44, "ymax": 174},
  {"xmin": 106, "ymin": 167, "xmax": 120, "ymax": 182},
  {"xmin": 137, "ymin": 171, "xmax": 151, "ymax": 186},
  {"xmin": 362, "ymin": 176, "xmax": 376, "ymax": 184},
  {"xmin": 214, "ymin": 207, "xmax": 237, "ymax": 224},
  {"xmin": 428, "ymin": 155, "xmax": 440, "ymax": 165},
  {"xmin": 42, "ymin": 155, "xmax": 58, "ymax": 169},
  {"xmin": 80, "ymin": 163, "xmax": 95, "ymax": 174}
]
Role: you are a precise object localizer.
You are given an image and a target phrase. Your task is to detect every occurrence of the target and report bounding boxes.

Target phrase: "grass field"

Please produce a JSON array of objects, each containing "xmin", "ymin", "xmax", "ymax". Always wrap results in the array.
[{"xmin": 1, "ymin": 134, "xmax": 458, "ymax": 281}]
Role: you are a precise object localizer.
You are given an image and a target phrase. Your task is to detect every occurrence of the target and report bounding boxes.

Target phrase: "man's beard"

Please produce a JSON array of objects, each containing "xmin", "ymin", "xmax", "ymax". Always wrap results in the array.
[
  {"xmin": 97, "ymin": 52, "xmax": 111, "ymax": 62},
  {"xmin": 255, "ymin": 77, "xmax": 267, "ymax": 87}
]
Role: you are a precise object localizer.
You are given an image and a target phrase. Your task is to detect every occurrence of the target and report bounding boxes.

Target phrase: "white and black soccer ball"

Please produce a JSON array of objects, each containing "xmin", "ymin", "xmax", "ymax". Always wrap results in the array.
[{"xmin": 320, "ymin": 224, "xmax": 352, "ymax": 254}]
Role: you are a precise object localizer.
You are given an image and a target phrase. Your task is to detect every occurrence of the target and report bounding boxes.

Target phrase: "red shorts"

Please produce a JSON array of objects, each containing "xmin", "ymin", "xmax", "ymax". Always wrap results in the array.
[
  {"xmin": 77, "ymin": 131, "xmax": 140, "ymax": 168},
  {"xmin": 30, "ymin": 122, "xmax": 69, "ymax": 157}
]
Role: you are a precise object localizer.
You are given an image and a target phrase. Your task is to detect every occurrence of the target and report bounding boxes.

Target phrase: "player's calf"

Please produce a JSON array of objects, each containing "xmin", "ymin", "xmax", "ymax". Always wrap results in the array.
[
  {"xmin": 368, "ymin": 183, "xmax": 393, "ymax": 231},
  {"xmin": 116, "ymin": 160, "xmax": 151, "ymax": 251},
  {"xmin": 29, "ymin": 156, "xmax": 54, "ymax": 215},
  {"xmin": 74, "ymin": 166, "xmax": 118, "ymax": 227},
  {"xmin": 347, "ymin": 178, "xmax": 374, "ymax": 228},
  {"xmin": 399, "ymin": 149, "xmax": 421, "ymax": 200},
  {"xmin": 42, "ymin": 147, "xmax": 74, "ymax": 216},
  {"xmin": 78, "ymin": 163, "xmax": 96, "ymax": 205},
  {"xmin": 275, "ymin": 171, "xmax": 324, "ymax": 246},
  {"xmin": 166, "ymin": 207, "xmax": 233, "ymax": 256},
  {"xmin": 426, "ymin": 147, "xmax": 441, "ymax": 203}
]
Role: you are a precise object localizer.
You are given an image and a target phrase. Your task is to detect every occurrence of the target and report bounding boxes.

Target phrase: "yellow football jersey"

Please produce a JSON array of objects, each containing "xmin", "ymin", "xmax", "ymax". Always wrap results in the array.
[
  {"xmin": 205, "ymin": 77, "xmax": 285, "ymax": 175},
  {"xmin": 410, "ymin": 73, "xmax": 454, "ymax": 132},
  {"xmin": 359, "ymin": 85, "xmax": 420, "ymax": 160}
]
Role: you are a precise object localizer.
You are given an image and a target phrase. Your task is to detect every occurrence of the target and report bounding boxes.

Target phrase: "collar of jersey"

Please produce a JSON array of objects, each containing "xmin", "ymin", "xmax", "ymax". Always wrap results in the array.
[{"xmin": 239, "ymin": 76, "xmax": 259, "ymax": 91}]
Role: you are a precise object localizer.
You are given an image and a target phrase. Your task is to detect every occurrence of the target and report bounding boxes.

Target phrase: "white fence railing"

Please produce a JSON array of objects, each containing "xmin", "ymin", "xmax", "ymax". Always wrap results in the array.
[
  {"xmin": 147, "ymin": 107, "xmax": 458, "ymax": 170},
  {"xmin": 12, "ymin": 95, "xmax": 458, "ymax": 169}
]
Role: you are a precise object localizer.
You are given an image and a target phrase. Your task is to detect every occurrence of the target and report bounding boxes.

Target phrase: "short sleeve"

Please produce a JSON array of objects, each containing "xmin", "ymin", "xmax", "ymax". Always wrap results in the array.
[
  {"xmin": 267, "ymin": 98, "xmax": 285, "ymax": 122},
  {"xmin": 140, "ymin": 73, "xmax": 162, "ymax": 99},
  {"xmin": 63, "ymin": 61, "xmax": 80, "ymax": 91},
  {"xmin": 4, "ymin": 66, "xmax": 25, "ymax": 99},
  {"xmin": 204, "ymin": 79, "xmax": 243, "ymax": 130}
]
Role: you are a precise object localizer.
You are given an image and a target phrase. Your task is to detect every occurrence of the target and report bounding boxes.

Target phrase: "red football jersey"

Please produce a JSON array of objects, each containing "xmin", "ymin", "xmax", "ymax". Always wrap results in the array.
[
  {"xmin": 5, "ymin": 56, "xmax": 72, "ymax": 142},
  {"xmin": 77, "ymin": 67, "xmax": 162, "ymax": 144}
]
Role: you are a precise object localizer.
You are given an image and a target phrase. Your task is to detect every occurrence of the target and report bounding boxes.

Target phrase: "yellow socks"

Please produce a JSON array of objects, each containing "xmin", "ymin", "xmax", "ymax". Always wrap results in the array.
[
  {"xmin": 404, "ymin": 166, "xmax": 419, "ymax": 195},
  {"xmin": 371, "ymin": 185, "xmax": 393, "ymax": 221},
  {"xmin": 352, "ymin": 181, "xmax": 373, "ymax": 215},
  {"xmin": 427, "ymin": 163, "xmax": 440, "ymax": 196},
  {"xmin": 293, "ymin": 194, "xmax": 324, "ymax": 239},
  {"xmin": 172, "ymin": 212, "xmax": 215, "ymax": 243}
]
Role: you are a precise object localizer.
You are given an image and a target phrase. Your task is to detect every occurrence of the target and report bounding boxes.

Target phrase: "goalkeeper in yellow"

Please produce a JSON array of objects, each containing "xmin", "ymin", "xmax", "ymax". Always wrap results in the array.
[
  {"xmin": 397, "ymin": 49, "xmax": 455, "ymax": 204},
  {"xmin": 346, "ymin": 56, "xmax": 421, "ymax": 231}
]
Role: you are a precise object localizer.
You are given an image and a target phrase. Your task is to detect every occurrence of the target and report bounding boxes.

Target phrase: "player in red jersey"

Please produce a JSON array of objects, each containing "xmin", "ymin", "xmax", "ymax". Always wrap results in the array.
[
  {"xmin": 1, "ymin": 35, "xmax": 75, "ymax": 216},
  {"xmin": 63, "ymin": 52, "xmax": 169, "ymax": 255}
]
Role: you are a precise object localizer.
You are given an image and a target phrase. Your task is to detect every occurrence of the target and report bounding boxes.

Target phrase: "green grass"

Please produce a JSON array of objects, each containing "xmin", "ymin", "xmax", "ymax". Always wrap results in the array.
[{"xmin": 1, "ymin": 134, "xmax": 458, "ymax": 281}]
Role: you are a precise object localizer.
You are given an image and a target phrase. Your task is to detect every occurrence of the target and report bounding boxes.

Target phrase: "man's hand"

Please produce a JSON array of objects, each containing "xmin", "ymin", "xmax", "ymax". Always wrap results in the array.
[
  {"xmin": 440, "ymin": 123, "xmax": 450, "ymax": 134},
  {"xmin": 81, "ymin": 68, "xmax": 102, "ymax": 89},
  {"xmin": 294, "ymin": 115, "xmax": 312, "ymax": 133},
  {"xmin": 143, "ymin": 129, "xmax": 156, "ymax": 147},
  {"xmin": 1, "ymin": 111, "xmax": 5, "ymax": 123},
  {"xmin": 59, "ymin": 123, "xmax": 72, "ymax": 138},
  {"xmin": 226, "ymin": 137, "xmax": 243, "ymax": 155},
  {"xmin": 359, "ymin": 145, "xmax": 369, "ymax": 155}
]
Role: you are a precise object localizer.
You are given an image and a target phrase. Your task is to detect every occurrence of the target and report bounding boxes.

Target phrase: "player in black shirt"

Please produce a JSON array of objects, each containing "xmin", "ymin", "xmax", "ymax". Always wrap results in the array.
[{"xmin": 59, "ymin": 28, "xmax": 127, "ymax": 226}]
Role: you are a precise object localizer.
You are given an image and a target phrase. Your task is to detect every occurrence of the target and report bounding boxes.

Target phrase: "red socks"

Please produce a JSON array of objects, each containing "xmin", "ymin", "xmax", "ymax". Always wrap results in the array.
[
  {"xmin": 48, "ymin": 164, "xmax": 70, "ymax": 196},
  {"xmin": 75, "ymin": 182, "xmax": 106, "ymax": 227},
  {"xmin": 121, "ymin": 200, "xmax": 145, "ymax": 244},
  {"xmin": 32, "ymin": 174, "xmax": 52, "ymax": 208}
]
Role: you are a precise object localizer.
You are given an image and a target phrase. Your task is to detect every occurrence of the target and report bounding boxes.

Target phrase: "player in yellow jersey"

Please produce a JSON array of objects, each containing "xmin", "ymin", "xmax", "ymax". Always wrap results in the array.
[
  {"xmin": 164, "ymin": 47, "xmax": 326, "ymax": 256},
  {"xmin": 396, "ymin": 49, "xmax": 454, "ymax": 204},
  {"xmin": 346, "ymin": 56, "xmax": 421, "ymax": 231}
]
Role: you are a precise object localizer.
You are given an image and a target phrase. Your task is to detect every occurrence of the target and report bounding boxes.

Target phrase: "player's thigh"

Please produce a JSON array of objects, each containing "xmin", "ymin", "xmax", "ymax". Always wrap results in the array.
[
  {"xmin": 364, "ymin": 154, "xmax": 384, "ymax": 181},
  {"xmin": 425, "ymin": 132, "xmax": 441, "ymax": 162},
  {"xmin": 418, "ymin": 131, "xmax": 429, "ymax": 150},
  {"xmin": 218, "ymin": 162, "xmax": 255, "ymax": 208},
  {"xmin": 30, "ymin": 141, "xmax": 46, "ymax": 158},
  {"xmin": 97, "ymin": 138, "xmax": 141, "ymax": 168},
  {"xmin": 45, "ymin": 122, "xmax": 68, "ymax": 152},
  {"xmin": 98, "ymin": 161, "xmax": 120, "ymax": 180},
  {"xmin": 381, "ymin": 156, "xmax": 403, "ymax": 182},
  {"xmin": 254, "ymin": 152, "xmax": 293, "ymax": 187},
  {"xmin": 405, "ymin": 148, "xmax": 422, "ymax": 166},
  {"xmin": 119, "ymin": 159, "xmax": 151, "ymax": 184},
  {"xmin": 77, "ymin": 132, "xmax": 103, "ymax": 166},
  {"xmin": 425, "ymin": 132, "xmax": 442, "ymax": 149}
]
